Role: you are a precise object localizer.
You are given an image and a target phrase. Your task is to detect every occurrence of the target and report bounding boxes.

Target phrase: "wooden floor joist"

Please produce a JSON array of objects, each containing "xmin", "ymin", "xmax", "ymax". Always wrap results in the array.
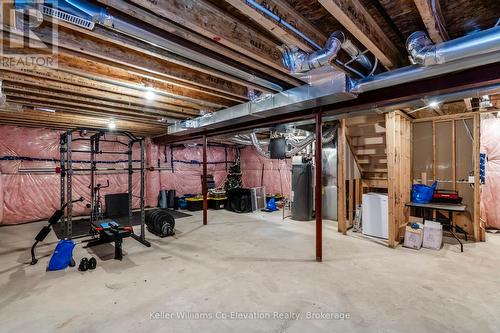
[
  {"xmin": 5, "ymin": 26, "xmax": 251, "ymax": 100},
  {"xmin": 97, "ymin": 0, "xmax": 302, "ymax": 88},
  {"xmin": 318, "ymin": 0, "xmax": 404, "ymax": 68},
  {"xmin": 126, "ymin": 0, "xmax": 286, "ymax": 73}
]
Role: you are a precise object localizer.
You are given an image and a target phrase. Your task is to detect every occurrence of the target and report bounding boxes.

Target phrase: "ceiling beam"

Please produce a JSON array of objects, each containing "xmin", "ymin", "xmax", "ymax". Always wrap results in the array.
[
  {"xmin": 318, "ymin": 0, "xmax": 404, "ymax": 68},
  {"xmin": 3, "ymin": 83, "xmax": 186, "ymax": 120},
  {"xmin": 0, "ymin": 63, "xmax": 203, "ymax": 111},
  {"xmin": 0, "ymin": 70, "xmax": 199, "ymax": 116},
  {"xmin": 49, "ymin": 21, "xmax": 268, "ymax": 95},
  {"xmin": 55, "ymin": 54, "xmax": 240, "ymax": 108},
  {"xmin": 5, "ymin": 96, "xmax": 166, "ymax": 125},
  {"xmin": 4, "ymin": 89, "xmax": 181, "ymax": 122},
  {"xmin": 97, "ymin": 0, "xmax": 301, "ymax": 88},
  {"xmin": 414, "ymin": 0, "xmax": 449, "ymax": 43},
  {"xmin": 127, "ymin": 0, "xmax": 286, "ymax": 72},
  {"xmin": 0, "ymin": 108, "xmax": 167, "ymax": 136},
  {"xmin": 4, "ymin": 25, "xmax": 251, "ymax": 100},
  {"xmin": 223, "ymin": 0, "xmax": 321, "ymax": 52}
]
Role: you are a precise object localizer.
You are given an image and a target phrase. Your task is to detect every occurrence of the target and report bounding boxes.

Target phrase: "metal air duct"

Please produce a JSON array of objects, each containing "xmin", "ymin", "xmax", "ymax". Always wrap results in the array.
[
  {"xmin": 406, "ymin": 26, "xmax": 500, "ymax": 66},
  {"xmin": 282, "ymin": 31, "xmax": 345, "ymax": 73},
  {"xmin": 282, "ymin": 31, "xmax": 373, "ymax": 75}
]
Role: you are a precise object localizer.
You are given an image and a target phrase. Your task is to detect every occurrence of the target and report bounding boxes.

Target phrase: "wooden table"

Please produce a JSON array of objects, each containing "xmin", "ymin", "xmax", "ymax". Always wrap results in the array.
[{"xmin": 405, "ymin": 202, "xmax": 467, "ymax": 252}]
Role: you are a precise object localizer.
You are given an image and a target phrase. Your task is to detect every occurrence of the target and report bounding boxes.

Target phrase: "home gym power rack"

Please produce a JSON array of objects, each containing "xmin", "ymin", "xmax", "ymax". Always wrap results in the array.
[{"xmin": 59, "ymin": 128, "xmax": 151, "ymax": 248}]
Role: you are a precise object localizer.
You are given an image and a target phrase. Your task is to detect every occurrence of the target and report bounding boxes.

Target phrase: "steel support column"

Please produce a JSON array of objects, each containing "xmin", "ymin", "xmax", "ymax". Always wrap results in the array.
[
  {"xmin": 202, "ymin": 135, "xmax": 208, "ymax": 225},
  {"xmin": 315, "ymin": 111, "xmax": 323, "ymax": 262}
]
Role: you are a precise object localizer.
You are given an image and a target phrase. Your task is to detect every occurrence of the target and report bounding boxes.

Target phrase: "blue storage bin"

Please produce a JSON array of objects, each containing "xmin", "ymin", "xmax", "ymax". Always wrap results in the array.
[{"xmin": 411, "ymin": 181, "xmax": 437, "ymax": 204}]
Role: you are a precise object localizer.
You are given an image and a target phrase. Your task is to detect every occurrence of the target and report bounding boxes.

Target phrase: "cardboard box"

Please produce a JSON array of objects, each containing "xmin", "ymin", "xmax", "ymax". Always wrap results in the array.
[
  {"xmin": 423, "ymin": 220, "xmax": 443, "ymax": 250},
  {"xmin": 403, "ymin": 223, "xmax": 424, "ymax": 250}
]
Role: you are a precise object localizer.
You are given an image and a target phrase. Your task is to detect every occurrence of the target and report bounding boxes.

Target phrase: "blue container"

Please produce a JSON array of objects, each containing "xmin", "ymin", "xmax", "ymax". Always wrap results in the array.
[{"xmin": 411, "ymin": 181, "xmax": 437, "ymax": 204}]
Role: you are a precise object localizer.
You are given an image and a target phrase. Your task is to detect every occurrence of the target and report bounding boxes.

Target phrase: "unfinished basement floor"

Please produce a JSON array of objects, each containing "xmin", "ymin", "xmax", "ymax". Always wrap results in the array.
[{"xmin": 1, "ymin": 210, "xmax": 499, "ymax": 333}]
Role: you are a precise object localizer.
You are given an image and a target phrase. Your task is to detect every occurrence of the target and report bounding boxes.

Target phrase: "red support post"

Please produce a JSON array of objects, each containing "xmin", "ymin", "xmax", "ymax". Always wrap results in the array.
[
  {"xmin": 202, "ymin": 135, "xmax": 208, "ymax": 225},
  {"xmin": 315, "ymin": 111, "xmax": 323, "ymax": 262}
]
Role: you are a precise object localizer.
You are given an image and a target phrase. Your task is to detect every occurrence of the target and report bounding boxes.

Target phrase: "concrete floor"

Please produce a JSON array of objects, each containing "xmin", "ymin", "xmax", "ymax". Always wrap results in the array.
[{"xmin": 1, "ymin": 210, "xmax": 499, "ymax": 333}]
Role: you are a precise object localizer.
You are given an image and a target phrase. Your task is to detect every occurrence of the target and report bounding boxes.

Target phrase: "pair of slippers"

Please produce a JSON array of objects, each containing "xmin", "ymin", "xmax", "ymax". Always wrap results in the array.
[{"xmin": 78, "ymin": 257, "xmax": 97, "ymax": 271}]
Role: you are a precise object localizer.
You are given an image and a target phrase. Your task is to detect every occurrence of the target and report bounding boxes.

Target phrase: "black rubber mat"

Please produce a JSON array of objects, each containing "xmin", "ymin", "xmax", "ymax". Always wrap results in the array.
[{"xmin": 53, "ymin": 209, "xmax": 191, "ymax": 239}]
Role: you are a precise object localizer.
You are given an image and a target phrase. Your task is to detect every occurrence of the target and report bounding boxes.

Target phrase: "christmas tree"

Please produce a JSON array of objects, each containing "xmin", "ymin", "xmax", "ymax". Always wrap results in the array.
[{"xmin": 224, "ymin": 161, "xmax": 243, "ymax": 192}]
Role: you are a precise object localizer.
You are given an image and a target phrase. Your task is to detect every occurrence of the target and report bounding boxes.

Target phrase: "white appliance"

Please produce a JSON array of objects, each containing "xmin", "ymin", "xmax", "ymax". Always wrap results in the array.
[{"xmin": 362, "ymin": 193, "xmax": 388, "ymax": 239}]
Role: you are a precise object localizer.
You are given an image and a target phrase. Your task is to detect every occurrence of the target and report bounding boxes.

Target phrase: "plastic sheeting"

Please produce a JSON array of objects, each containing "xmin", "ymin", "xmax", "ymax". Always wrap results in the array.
[
  {"xmin": 480, "ymin": 117, "xmax": 500, "ymax": 229},
  {"xmin": 239, "ymin": 146, "xmax": 291, "ymax": 196}
]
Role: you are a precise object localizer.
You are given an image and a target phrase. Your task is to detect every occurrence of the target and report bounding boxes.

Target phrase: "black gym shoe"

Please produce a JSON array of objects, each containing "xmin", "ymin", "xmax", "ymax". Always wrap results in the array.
[
  {"xmin": 88, "ymin": 257, "xmax": 97, "ymax": 270},
  {"xmin": 78, "ymin": 258, "xmax": 89, "ymax": 271}
]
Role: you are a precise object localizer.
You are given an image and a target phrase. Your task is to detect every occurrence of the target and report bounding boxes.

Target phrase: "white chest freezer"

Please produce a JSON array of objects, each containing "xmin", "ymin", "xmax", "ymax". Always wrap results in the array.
[{"xmin": 362, "ymin": 193, "xmax": 388, "ymax": 239}]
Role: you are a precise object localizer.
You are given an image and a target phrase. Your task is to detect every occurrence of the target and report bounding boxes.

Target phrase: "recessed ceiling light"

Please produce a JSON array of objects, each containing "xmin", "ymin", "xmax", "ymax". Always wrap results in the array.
[{"xmin": 145, "ymin": 89, "xmax": 156, "ymax": 100}]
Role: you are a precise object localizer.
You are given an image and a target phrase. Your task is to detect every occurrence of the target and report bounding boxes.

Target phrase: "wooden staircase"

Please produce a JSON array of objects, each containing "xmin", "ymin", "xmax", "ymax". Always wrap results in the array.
[
  {"xmin": 345, "ymin": 114, "xmax": 388, "ymax": 189},
  {"xmin": 338, "ymin": 112, "xmax": 412, "ymax": 248}
]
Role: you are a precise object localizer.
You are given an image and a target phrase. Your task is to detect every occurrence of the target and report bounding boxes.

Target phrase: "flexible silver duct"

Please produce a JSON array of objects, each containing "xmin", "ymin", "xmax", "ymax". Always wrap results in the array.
[
  {"xmin": 282, "ymin": 31, "xmax": 373, "ymax": 75},
  {"xmin": 249, "ymin": 126, "xmax": 337, "ymax": 158},
  {"xmin": 406, "ymin": 26, "xmax": 500, "ymax": 66},
  {"xmin": 282, "ymin": 31, "xmax": 344, "ymax": 73},
  {"xmin": 250, "ymin": 132, "xmax": 270, "ymax": 158},
  {"xmin": 341, "ymin": 39, "xmax": 372, "ymax": 70}
]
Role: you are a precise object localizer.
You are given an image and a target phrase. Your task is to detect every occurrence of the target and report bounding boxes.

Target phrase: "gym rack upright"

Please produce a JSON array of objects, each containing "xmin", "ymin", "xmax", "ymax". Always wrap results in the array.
[{"xmin": 59, "ymin": 127, "xmax": 151, "ymax": 249}]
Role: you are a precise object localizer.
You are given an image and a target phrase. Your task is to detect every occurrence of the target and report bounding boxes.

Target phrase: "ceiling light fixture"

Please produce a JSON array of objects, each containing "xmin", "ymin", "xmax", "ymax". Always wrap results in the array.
[
  {"xmin": 145, "ymin": 89, "xmax": 156, "ymax": 101},
  {"xmin": 34, "ymin": 107, "xmax": 56, "ymax": 113},
  {"xmin": 108, "ymin": 120, "xmax": 116, "ymax": 130},
  {"xmin": 408, "ymin": 101, "xmax": 440, "ymax": 114}
]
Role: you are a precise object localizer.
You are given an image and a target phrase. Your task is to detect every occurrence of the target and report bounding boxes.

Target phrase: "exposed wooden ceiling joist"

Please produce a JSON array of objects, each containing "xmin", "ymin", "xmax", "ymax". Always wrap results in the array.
[
  {"xmin": 224, "ymin": 0, "xmax": 320, "ymax": 52},
  {"xmin": 4, "ymin": 88, "xmax": 182, "ymax": 122},
  {"xmin": 413, "ymin": 0, "xmax": 448, "ymax": 43},
  {"xmin": 54, "ymin": 54, "xmax": 240, "ymax": 108},
  {"xmin": 126, "ymin": 0, "xmax": 288, "ymax": 73},
  {"xmin": 97, "ymin": 0, "xmax": 301, "ymax": 88},
  {"xmin": 3, "ymin": 83, "xmax": 186, "ymax": 120},
  {"xmin": 318, "ymin": 0, "xmax": 404, "ymax": 68},
  {"xmin": 4, "ymin": 24, "xmax": 252, "ymax": 100},
  {"xmin": 0, "ymin": 108, "xmax": 167, "ymax": 136},
  {"xmin": 0, "ymin": 70, "xmax": 198, "ymax": 116}
]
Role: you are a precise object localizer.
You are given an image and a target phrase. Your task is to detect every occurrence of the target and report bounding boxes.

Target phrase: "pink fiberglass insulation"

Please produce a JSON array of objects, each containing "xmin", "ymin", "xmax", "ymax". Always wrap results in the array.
[
  {"xmin": 480, "ymin": 118, "xmax": 500, "ymax": 229},
  {"xmin": 239, "ymin": 147, "xmax": 291, "ymax": 197},
  {"xmin": 0, "ymin": 125, "xmax": 291, "ymax": 225},
  {"xmin": 0, "ymin": 126, "xmax": 146, "ymax": 225},
  {"xmin": 0, "ymin": 171, "xmax": 3, "ymax": 223},
  {"xmin": 0, "ymin": 126, "xmax": 238, "ymax": 224},
  {"xmin": 158, "ymin": 144, "xmax": 235, "ymax": 195}
]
